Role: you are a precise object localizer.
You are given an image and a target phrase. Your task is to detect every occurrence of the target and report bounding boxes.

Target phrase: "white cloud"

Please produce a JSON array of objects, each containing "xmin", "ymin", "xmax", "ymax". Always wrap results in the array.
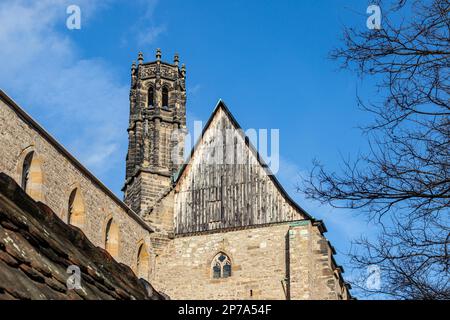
[
  {"xmin": 137, "ymin": 25, "xmax": 166, "ymax": 47},
  {"xmin": 0, "ymin": 0, "xmax": 128, "ymax": 183},
  {"xmin": 120, "ymin": 0, "xmax": 165, "ymax": 48},
  {"xmin": 82, "ymin": 142, "xmax": 119, "ymax": 168},
  {"xmin": 187, "ymin": 84, "xmax": 202, "ymax": 96}
]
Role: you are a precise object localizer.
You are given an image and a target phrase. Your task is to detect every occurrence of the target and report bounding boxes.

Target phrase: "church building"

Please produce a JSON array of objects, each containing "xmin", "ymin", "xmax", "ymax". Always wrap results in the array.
[{"xmin": 0, "ymin": 49, "xmax": 351, "ymax": 300}]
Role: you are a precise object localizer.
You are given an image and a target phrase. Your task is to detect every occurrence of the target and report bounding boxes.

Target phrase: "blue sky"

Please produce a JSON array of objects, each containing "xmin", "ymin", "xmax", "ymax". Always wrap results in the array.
[{"xmin": 0, "ymin": 0, "xmax": 384, "ymax": 298}]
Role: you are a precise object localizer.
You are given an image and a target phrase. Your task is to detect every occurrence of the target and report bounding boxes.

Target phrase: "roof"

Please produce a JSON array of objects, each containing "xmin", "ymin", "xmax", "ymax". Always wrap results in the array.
[
  {"xmin": 0, "ymin": 172, "xmax": 166, "ymax": 300},
  {"xmin": 174, "ymin": 99, "xmax": 319, "ymax": 224},
  {"xmin": 0, "ymin": 89, "xmax": 153, "ymax": 233}
]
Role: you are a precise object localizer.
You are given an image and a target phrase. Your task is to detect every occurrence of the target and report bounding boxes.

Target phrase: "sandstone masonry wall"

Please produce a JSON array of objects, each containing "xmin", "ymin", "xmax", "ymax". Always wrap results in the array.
[
  {"xmin": 151, "ymin": 221, "xmax": 346, "ymax": 300},
  {"xmin": 0, "ymin": 89, "xmax": 352, "ymax": 300},
  {"xmin": 0, "ymin": 93, "xmax": 152, "ymax": 278}
]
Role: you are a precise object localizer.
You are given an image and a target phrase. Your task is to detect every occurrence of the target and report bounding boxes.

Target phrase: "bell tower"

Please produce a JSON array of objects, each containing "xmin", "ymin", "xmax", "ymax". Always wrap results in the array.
[{"xmin": 123, "ymin": 49, "xmax": 186, "ymax": 217}]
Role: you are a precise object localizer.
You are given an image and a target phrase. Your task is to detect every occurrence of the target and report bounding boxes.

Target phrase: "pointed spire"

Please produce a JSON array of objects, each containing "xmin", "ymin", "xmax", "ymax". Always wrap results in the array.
[
  {"xmin": 181, "ymin": 63, "xmax": 186, "ymax": 77},
  {"xmin": 131, "ymin": 60, "xmax": 136, "ymax": 71},
  {"xmin": 137, "ymin": 51, "xmax": 144, "ymax": 64},
  {"xmin": 174, "ymin": 53, "xmax": 179, "ymax": 66},
  {"xmin": 156, "ymin": 48, "xmax": 162, "ymax": 61}
]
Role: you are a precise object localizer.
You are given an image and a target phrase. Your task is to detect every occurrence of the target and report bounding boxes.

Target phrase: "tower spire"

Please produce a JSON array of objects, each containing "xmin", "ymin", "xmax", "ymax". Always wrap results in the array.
[
  {"xmin": 156, "ymin": 48, "xmax": 162, "ymax": 61},
  {"xmin": 124, "ymin": 50, "xmax": 186, "ymax": 217},
  {"xmin": 138, "ymin": 51, "xmax": 144, "ymax": 64}
]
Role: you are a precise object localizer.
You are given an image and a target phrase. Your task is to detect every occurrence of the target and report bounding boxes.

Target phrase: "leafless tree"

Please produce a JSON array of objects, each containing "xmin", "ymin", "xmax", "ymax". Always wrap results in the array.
[{"xmin": 300, "ymin": 0, "xmax": 449, "ymax": 299}]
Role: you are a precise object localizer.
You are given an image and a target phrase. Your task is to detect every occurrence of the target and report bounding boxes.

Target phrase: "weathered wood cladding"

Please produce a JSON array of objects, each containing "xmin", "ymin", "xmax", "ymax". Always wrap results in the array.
[{"xmin": 175, "ymin": 108, "xmax": 305, "ymax": 234}]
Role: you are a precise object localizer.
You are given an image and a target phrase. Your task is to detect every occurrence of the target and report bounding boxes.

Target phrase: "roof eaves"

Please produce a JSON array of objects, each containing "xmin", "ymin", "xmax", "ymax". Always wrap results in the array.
[{"xmin": 0, "ymin": 89, "xmax": 153, "ymax": 233}]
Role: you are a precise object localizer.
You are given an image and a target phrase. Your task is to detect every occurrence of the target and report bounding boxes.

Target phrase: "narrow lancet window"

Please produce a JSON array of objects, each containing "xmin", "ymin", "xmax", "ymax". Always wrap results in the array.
[
  {"xmin": 105, "ymin": 218, "xmax": 119, "ymax": 258},
  {"xmin": 148, "ymin": 87, "xmax": 154, "ymax": 107},
  {"xmin": 162, "ymin": 87, "xmax": 169, "ymax": 107},
  {"xmin": 21, "ymin": 151, "xmax": 34, "ymax": 190},
  {"xmin": 68, "ymin": 188, "xmax": 85, "ymax": 229}
]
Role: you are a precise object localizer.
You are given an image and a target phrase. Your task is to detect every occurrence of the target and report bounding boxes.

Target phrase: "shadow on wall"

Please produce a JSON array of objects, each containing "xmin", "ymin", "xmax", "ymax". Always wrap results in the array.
[{"xmin": 0, "ymin": 171, "xmax": 168, "ymax": 300}]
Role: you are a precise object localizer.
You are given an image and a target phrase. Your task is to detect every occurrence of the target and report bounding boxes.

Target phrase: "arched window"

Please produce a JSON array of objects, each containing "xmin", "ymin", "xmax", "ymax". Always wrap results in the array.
[
  {"xmin": 136, "ymin": 243, "xmax": 150, "ymax": 279},
  {"xmin": 212, "ymin": 252, "xmax": 232, "ymax": 279},
  {"xmin": 21, "ymin": 151, "xmax": 33, "ymax": 190},
  {"xmin": 162, "ymin": 87, "xmax": 169, "ymax": 108},
  {"xmin": 147, "ymin": 87, "xmax": 154, "ymax": 107},
  {"xmin": 20, "ymin": 151, "xmax": 44, "ymax": 201},
  {"xmin": 68, "ymin": 188, "xmax": 85, "ymax": 229},
  {"xmin": 105, "ymin": 218, "xmax": 119, "ymax": 259}
]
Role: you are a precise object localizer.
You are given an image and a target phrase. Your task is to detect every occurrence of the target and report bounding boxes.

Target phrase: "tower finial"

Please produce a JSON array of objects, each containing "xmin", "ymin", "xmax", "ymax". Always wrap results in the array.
[
  {"xmin": 137, "ymin": 51, "xmax": 144, "ymax": 64},
  {"xmin": 156, "ymin": 48, "xmax": 162, "ymax": 61},
  {"xmin": 181, "ymin": 63, "xmax": 186, "ymax": 77},
  {"xmin": 174, "ymin": 53, "xmax": 179, "ymax": 66}
]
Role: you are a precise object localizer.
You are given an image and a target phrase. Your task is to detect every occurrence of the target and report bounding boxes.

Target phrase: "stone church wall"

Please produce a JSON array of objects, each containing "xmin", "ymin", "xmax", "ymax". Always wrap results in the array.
[
  {"xmin": 0, "ymin": 93, "xmax": 152, "ymax": 277},
  {"xmin": 151, "ymin": 221, "xmax": 346, "ymax": 300},
  {"xmin": 125, "ymin": 170, "xmax": 172, "ymax": 217}
]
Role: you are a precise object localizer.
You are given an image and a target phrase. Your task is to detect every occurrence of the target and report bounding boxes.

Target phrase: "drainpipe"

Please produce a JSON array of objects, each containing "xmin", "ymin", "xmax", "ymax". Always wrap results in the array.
[{"xmin": 284, "ymin": 230, "xmax": 291, "ymax": 300}]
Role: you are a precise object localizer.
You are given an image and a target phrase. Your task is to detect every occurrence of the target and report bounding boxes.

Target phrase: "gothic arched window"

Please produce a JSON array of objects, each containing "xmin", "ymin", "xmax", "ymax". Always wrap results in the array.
[
  {"xmin": 136, "ymin": 243, "xmax": 150, "ymax": 279},
  {"xmin": 148, "ymin": 87, "xmax": 154, "ymax": 107},
  {"xmin": 212, "ymin": 252, "xmax": 232, "ymax": 279},
  {"xmin": 105, "ymin": 218, "xmax": 119, "ymax": 259},
  {"xmin": 20, "ymin": 151, "xmax": 44, "ymax": 201},
  {"xmin": 162, "ymin": 86, "xmax": 169, "ymax": 108},
  {"xmin": 68, "ymin": 188, "xmax": 85, "ymax": 230},
  {"xmin": 21, "ymin": 151, "xmax": 34, "ymax": 190}
]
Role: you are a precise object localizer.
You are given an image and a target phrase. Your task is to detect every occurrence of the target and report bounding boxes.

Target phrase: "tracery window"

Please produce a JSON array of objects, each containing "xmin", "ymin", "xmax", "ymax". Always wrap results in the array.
[{"xmin": 212, "ymin": 252, "xmax": 232, "ymax": 279}]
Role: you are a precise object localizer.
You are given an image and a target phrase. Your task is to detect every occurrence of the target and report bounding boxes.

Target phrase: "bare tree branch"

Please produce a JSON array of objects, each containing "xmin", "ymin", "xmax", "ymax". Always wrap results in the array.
[{"xmin": 300, "ymin": 0, "xmax": 450, "ymax": 299}]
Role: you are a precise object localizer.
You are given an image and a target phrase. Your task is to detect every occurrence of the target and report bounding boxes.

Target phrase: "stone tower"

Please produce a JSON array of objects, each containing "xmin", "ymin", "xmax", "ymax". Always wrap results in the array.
[{"xmin": 123, "ymin": 49, "xmax": 186, "ymax": 217}]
